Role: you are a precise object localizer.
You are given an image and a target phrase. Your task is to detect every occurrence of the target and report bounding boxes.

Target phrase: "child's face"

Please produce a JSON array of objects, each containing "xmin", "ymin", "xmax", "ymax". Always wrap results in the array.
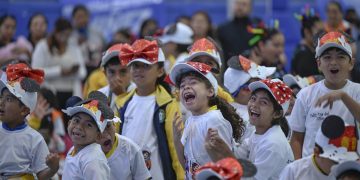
[
  {"xmin": 234, "ymin": 78, "xmax": 258, "ymax": 105},
  {"xmin": 247, "ymin": 90, "xmax": 277, "ymax": 129},
  {"xmin": 98, "ymin": 122, "xmax": 116, "ymax": 154},
  {"xmin": 317, "ymin": 48, "xmax": 354, "ymax": 85},
  {"xmin": 179, "ymin": 75, "xmax": 214, "ymax": 115},
  {"xmin": 105, "ymin": 63, "xmax": 131, "ymax": 94},
  {"xmin": 67, "ymin": 113, "xmax": 100, "ymax": 148},
  {"xmin": 0, "ymin": 89, "xmax": 28, "ymax": 125},
  {"xmin": 130, "ymin": 62, "xmax": 163, "ymax": 89},
  {"xmin": 261, "ymin": 33, "xmax": 285, "ymax": 65}
]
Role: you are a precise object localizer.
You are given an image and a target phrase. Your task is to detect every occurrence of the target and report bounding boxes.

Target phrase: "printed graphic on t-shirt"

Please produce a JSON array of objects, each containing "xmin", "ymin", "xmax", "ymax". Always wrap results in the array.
[
  {"xmin": 185, "ymin": 157, "xmax": 200, "ymax": 178},
  {"xmin": 309, "ymin": 111, "xmax": 330, "ymax": 121},
  {"xmin": 142, "ymin": 150, "xmax": 152, "ymax": 170}
]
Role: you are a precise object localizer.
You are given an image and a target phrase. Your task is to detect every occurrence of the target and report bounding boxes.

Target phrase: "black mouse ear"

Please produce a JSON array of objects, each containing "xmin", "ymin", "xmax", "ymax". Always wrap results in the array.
[
  {"xmin": 65, "ymin": 96, "xmax": 83, "ymax": 108},
  {"xmin": 97, "ymin": 102, "xmax": 114, "ymax": 119},
  {"xmin": 20, "ymin": 78, "xmax": 40, "ymax": 92},
  {"xmin": 321, "ymin": 115, "xmax": 345, "ymax": 139},
  {"xmin": 227, "ymin": 56, "xmax": 243, "ymax": 70},
  {"xmin": 88, "ymin": 91, "xmax": 108, "ymax": 105}
]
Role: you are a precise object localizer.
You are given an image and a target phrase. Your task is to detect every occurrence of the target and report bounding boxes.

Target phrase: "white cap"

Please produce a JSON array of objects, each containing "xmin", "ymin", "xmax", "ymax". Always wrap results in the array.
[
  {"xmin": 224, "ymin": 55, "xmax": 276, "ymax": 94},
  {"xmin": 159, "ymin": 22, "xmax": 194, "ymax": 45},
  {"xmin": 331, "ymin": 161, "xmax": 360, "ymax": 178}
]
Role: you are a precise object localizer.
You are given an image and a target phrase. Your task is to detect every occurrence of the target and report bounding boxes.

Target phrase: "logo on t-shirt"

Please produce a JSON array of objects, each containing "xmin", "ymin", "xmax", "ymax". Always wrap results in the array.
[
  {"xmin": 142, "ymin": 150, "xmax": 152, "ymax": 170},
  {"xmin": 310, "ymin": 111, "xmax": 330, "ymax": 121}
]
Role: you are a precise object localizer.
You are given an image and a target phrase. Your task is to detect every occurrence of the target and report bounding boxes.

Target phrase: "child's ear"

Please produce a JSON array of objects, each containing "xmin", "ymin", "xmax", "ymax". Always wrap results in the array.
[
  {"xmin": 273, "ymin": 110, "xmax": 283, "ymax": 119},
  {"xmin": 207, "ymin": 88, "xmax": 215, "ymax": 98},
  {"xmin": 20, "ymin": 106, "xmax": 30, "ymax": 117},
  {"xmin": 349, "ymin": 57, "xmax": 355, "ymax": 71},
  {"xmin": 157, "ymin": 66, "xmax": 165, "ymax": 78}
]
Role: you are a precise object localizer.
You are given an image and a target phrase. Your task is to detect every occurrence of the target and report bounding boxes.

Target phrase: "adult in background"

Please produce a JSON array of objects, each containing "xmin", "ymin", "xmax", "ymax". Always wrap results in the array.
[
  {"xmin": 70, "ymin": 4, "xmax": 105, "ymax": 76},
  {"xmin": 27, "ymin": 13, "xmax": 48, "ymax": 49},
  {"xmin": 32, "ymin": 17, "xmax": 86, "ymax": 109},
  {"xmin": 217, "ymin": 0, "xmax": 261, "ymax": 68},
  {"xmin": 191, "ymin": 11, "xmax": 215, "ymax": 41}
]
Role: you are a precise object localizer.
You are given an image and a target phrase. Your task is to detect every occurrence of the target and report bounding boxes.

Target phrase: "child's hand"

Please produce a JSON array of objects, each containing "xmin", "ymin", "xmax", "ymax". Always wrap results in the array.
[
  {"xmin": 109, "ymin": 76, "xmax": 126, "ymax": 95},
  {"xmin": 34, "ymin": 96, "xmax": 51, "ymax": 120},
  {"xmin": 173, "ymin": 112, "xmax": 184, "ymax": 141},
  {"xmin": 46, "ymin": 153, "xmax": 60, "ymax": 172},
  {"xmin": 205, "ymin": 128, "xmax": 235, "ymax": 162},
  {"xmin": 315, "ymin": 90, "xmax": 345, "ymax": 109}
]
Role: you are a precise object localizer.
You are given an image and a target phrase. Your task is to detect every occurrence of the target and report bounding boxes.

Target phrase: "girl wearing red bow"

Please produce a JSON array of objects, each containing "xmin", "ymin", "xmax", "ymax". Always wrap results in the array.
[
  {"xmin": 0, "ymin": 63, "xmax": 60, "ymax": 180},
  {"xmin": 240, "ymin": 79, "xmax": 294, "ymax": 180},
  {"xmin": 116, "ymin": 39, "xmax": 184, "ymax": 180},
  {"xmin": 169, "ymin": 61, "xmax": 244, "ymax": 179}
]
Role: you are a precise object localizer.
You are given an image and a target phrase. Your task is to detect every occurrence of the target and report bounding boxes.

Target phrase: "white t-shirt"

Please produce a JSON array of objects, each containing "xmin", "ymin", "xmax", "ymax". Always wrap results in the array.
[
  {"xmin": 279, "ymin": 156, "xmax": 336, "ymax": 180},
  {"xmin": 122, "ymin": 94, "xmax": 164, "ymax": 180},
  {"xmin": 181, "ymin": 110, "xmax": 233, "ymax": 179},
  {"xmin": 0, "ymin": 123, "xmax": 49, "ymax": 176},
  {"xmin": 241, "ymin": 125, "xmax": 294, "ymax": 180},
  {"xmin": 98, "ymin": 83, "xmax": 136, "ymax": 112},
  {"xmin": 231, "ymin": 102, "xmax": 255, "ymax": 141},
  {"xmin": 289, "ymin": 80, "xmax": 360, "ymax": 157},
  {"xmin": 62, "ymin": 143, "xmax": 110, "ymax": 180},
  {"xmin": 108, "ymin": 134, "xmax": 151, "ymax": 180}
]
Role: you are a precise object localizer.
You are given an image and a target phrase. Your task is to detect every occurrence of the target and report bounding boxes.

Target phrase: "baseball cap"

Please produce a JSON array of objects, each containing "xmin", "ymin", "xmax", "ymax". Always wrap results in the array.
[
  {"xmin": 283, "ymin": 74, "xmax": 324, "ymax": 89},
  {"xmin": 224, "ymin": 55, "xmax": 276, "ymax": 94},
  {"xmin": 195, "ymin": 157, "xmax": 257, "ymax": 180},
  {"xmin": 101, "ymin": 43, "xmax": 124, "ymax": 67},
  {"xmin": 0, "ymin": 63, "xmax": 44, "ymax": 113},
  {"xmin": 249, "ymin": 79, "xmax": 293, "ymax": 115},
  {"xmin": 315, "ymin": 31, "xmax": 352, "ymax": 58},
  {"xmin": 159, "ymin": 22, "xmax": 194, "ymax": 45},
  {"xmin": 315, "ymin": 115, "xmax": 359, "ymax": 163},
  {"xmin": 184, "ymin": 38, "xmax": 222, "ymax": 67},
  {"xmin": 170, "ymin": 62, "xmax": 218, "ymax": 95},
  {"xmin": 331, "ymin": 160, "xmax": 360, "ymax": 178},
  {"xmin": 63, "ymin": 91, "xmax": 114, "ymax": 133}
]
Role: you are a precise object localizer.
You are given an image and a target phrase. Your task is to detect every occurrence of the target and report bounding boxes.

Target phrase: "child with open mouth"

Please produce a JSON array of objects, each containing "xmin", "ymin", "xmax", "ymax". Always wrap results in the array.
[{"xmin": 170, "ymin": 61, "xmax": 245, "ymax": 179}]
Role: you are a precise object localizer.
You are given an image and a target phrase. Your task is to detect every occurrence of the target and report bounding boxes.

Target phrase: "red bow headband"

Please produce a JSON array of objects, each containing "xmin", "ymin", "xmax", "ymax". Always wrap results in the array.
[
  {"xmin": 119, "ymin": 39, "xmax": 160, "ymax": 65},
  {"xmin": 6, "ymin": 63, "xmax": 44, "ymax": 84}
]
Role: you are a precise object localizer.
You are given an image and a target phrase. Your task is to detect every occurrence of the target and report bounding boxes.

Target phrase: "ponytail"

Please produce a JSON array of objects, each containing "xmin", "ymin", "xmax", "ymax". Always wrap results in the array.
[{"xmin": 209, "ymin": 96, "xmax": 245, "ymax": 142}]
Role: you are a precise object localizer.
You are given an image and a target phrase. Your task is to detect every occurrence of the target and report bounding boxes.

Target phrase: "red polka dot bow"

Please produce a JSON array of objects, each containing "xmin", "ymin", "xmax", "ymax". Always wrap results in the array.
[
  {"xmin": 6, "ymin": 63, "xmax": 44, "ymax": 84},
  {"xmin": 187, "ymin": 62, "xmax": 212, "ymax": 74},
  {"xmin": 119, "ymin": 39, "xmax": 159, "ymax": 65},
  {"xmin": 262, "ymin": 79, "xmax": 292, "ymax": 105},
  {"xmin": 195, "ymin": 158, "xmax": 243, "ymax": 180}
]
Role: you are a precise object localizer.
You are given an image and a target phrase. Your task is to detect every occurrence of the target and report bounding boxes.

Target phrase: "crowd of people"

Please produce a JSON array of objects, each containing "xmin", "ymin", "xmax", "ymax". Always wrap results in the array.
[{"xmin": 1, "ymin": 0, "xmax": 360, "ymax": 179}]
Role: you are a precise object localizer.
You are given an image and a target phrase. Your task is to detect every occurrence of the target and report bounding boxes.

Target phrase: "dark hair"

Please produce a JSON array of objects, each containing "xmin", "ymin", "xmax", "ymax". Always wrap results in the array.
[
  {"xmin": 320, "ymin": 47, "xmax": 352, "ymax": 60},
  {"xmin": 192, "ymin": 11, "xmax": 214, "ymax": 38},
  {"xmin": 40, "ymin": 88, "xmax": 59, "ymax": 110},
  {"xmin": 252, "ymin": 88, "xmax": 290, "ymax": 136},
  {"xmin": 72, "ymin": 4, "xmax": 89, "ymax": 17},
  {"xmin": 139, "ymin": 18, "xmax": 158, "ymax": 38},
  {"xmin": 300, "ymin": 16, "xmax": 321, "ymax": 38},
  {"xmin": 337, "ymin": 169, "xmax": 360, "ymax": 180},
  {"xmin": 0, "ymin": 14, "xmax": 16, "ymax": 27},
  {"xmin": 115, "ymin": 28, "xmax": 135, "ymax": 43},
  {"xmin": 47, "ymin": 17, "xmax": 72, "ymax": 54},
  {"xmin": 104, "ymin": 57, "xmax": 120, "ymax": 70},
  {"xmin": 156, "ymin": 62, "xmax": 172, "ymax": 94},
  {"xmin": 176, "ymin": 15, "xmax": 191, "ymax": 24},
  {"xmin": 327, "ymin": 1, "xmax": 343, "ymax": 14},
  {"xmin": 176, "ymin": 71, "xmax": 245, "ymax": 141},
  {"xmin": 315, "ymin": 143, "xmax": 325, "ymax": 154}
]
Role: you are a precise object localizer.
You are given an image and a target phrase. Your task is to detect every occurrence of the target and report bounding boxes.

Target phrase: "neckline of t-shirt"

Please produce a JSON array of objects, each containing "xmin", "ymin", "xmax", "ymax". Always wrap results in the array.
[
  {"xmin": 253, "ymin": 125, "xmax": 280, "ymax": 137},
  {"xmin": 1, "ymin": 122, "xmax": 27, "ymax": 132},
  {"xmin": 133, "ymin": 93, "xmax": 156, "ymax": 100},
  {"xmin": 320, "ymin": 79, "xmax": 349, "ymax": 92},
  {"xmin": 191, "ymin": 109, "xmax": 218, "ymax": 119}
]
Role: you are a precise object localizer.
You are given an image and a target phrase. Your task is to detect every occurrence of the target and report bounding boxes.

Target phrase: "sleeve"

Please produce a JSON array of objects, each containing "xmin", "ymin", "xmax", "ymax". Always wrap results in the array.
[
  {"xmin": 253, "ymin": 146, "xmax": 285, "ymax": 180},
  {"xmin": 279, "ymin": 163, "xmax": 296, "ymax": 180},
  {"xmin": 83, "ymin": 160, "xmax": 110, "ymax": 180},
  {"xmin": 288, "ymin": 90, "xmax": 307, "ymax": 132},
  {"xmin": 31, "ymin": 136, "xmax": 50, "ymax": 173},
  {"xmin": 31, "ymin": 42, "xmax": 62, "ymax": 78},
  {"xmin": 131, "ymin": 146, "xmax": 152, "ymax": 180}
]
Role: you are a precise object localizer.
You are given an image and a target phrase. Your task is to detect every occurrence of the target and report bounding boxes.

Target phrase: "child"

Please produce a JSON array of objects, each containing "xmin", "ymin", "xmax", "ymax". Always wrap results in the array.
[
  {"xmin": 289, "ymin": 31, "xmax": 360, "ymax": 160},
  {"xmin": 0, "ymin": 63, "xmax": 59, "ymax": 179},
  {"xmin": 98, "ymin": 118, "xmax": 152, "ymax": 180},
  {"xmin": 224, "ymin": 55, "xmax": 275, "ymax": 140},
  {"xmin": 116, "ymin": 39, "xmax": 183, "ymax": 180},
  {"xmin": 62, "ymin": 91, "xmax": 112, "ymax": 179},
  {"xmin": 183, "ymin": 37, "xmax": 234, "ymax": 103},
  {"xmin": 243, "ymin": 79, "xmax": 294, "ymax": 179},
  {"xmin": 332, "ymin": 161, "xmax": 360, "ymax": 180},
  {"xmin": 170, "ymin": 62, "xmax": 244, "ymax": 179},
  {"xmin": 99, "ymin": 43, "xmax": 135, "ymax": 111},
  {"xmin": 280, "ymin": 115, "xmax": 359, "ymax": 180}
]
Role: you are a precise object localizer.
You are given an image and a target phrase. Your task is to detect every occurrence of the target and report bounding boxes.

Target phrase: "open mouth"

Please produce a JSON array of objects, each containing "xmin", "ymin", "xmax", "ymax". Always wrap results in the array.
[
  {"xmin": 183, "ymin": 92, "xmax": 195, "ymax": 103},
  {"xmin": 72, "ymin": 131, "xmax": 84, "ymax": 138},
  {"xmin": 0, "ymin": 109, "xmax": 4, "ymax": 115},
  {"xmin": 249, "ymin": 110, "xmax": 260, "ymax": 118},
  {"xmin": 330, "ymin": 69, "xmax": 339, "ymax": 74},
  {"xmin": 103, "ymin": 139, "xmax": 111, "ymax": 147}
]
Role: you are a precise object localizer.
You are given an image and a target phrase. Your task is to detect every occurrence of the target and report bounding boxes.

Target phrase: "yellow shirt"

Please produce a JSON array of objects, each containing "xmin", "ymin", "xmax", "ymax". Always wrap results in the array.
[{"xmin": 83, "ymin": 68, "xmax": 107, "ymax": 97}]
